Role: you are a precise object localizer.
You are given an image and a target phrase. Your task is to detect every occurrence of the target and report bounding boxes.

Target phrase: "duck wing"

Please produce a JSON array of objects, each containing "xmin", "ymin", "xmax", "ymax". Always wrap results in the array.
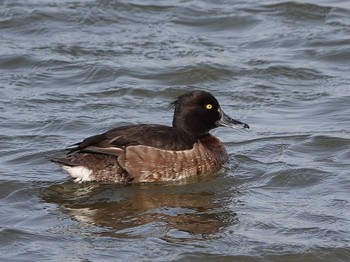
[{"xmin": 68, "ymin": 124, "xmax": 196, "ymax": 156}]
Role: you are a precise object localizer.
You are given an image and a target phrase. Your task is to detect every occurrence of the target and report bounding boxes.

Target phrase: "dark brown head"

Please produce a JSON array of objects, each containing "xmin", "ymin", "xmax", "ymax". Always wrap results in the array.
[{"xmin": 171, "ymin": 90, "xmax": 249, "ymax": 137}]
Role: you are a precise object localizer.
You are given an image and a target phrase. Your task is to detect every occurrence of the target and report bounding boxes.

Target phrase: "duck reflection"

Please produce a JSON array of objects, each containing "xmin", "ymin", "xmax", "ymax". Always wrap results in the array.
[{"xmin": 41, "ymin": 177, "xmax": 239, "ymax": 239}]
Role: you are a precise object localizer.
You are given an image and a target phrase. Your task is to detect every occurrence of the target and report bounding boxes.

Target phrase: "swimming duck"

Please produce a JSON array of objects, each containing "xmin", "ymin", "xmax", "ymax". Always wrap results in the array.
[{"xmin": 52, "ymin": 90, "xmax": 249, "ymax": 183}]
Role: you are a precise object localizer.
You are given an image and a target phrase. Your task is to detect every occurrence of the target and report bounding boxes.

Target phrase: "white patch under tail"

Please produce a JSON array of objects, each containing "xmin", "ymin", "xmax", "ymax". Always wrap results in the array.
[{"xmin": 61, "ymin": 165, "xmax": 93, "ymax": 183}]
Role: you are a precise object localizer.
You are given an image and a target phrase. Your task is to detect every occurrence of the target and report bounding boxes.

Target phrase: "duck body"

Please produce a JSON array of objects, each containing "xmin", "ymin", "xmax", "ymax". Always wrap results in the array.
[{"xmin": 52, "ymin": 91, "xmax": 249, "ymax": 183}]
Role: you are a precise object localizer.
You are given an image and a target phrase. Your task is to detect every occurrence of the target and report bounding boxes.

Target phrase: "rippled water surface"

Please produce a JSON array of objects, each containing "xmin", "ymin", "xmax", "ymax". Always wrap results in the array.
[{"xmin": 1, "ymin": 0, "xmax": 350, "ymax": 261}]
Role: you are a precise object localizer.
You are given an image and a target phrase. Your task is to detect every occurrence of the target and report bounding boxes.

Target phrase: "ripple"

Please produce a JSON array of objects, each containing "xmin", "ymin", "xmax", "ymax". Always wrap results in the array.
[
  {"xmin": 326, "ymin": 6, "xmax": 350, "ymax": 27},
  {"xmin": 173, "ymin": 13, "xmax": 260, "ymax": 33},
  {"xmin": 264, "ymin": 167, "xmax": 329, "ymax": 188},
  {"xmin": 1, "ymin": 0, "xmax": 350, "ymax": 261},
  {"xmin": 264, "ymin": 2, "xmax": 330, "ymax": 22}
]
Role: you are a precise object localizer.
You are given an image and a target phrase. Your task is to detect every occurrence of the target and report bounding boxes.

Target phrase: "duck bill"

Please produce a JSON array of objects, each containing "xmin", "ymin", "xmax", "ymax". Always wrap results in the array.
[{"xmin": 216, "ymin": 110, "xmax": 250, "ymax": 129}]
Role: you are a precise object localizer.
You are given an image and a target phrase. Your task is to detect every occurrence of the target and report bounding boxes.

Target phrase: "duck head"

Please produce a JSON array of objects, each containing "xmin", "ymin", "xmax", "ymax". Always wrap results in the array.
[{"xmin": 171, "ymin": 90, "xmax": 249, "ymax": 137}]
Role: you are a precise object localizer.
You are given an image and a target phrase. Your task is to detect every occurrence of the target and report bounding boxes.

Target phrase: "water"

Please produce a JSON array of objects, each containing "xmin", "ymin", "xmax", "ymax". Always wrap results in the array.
[{"xmin": 1, "ymin": 0, "xmax": 349, "ymax": 261}]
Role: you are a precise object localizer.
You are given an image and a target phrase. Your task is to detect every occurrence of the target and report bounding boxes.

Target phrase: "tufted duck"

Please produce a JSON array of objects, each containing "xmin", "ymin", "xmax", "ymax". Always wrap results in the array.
[{"xmin": 52, "ymin": 90, "xmax": 249, "ymax": 183}]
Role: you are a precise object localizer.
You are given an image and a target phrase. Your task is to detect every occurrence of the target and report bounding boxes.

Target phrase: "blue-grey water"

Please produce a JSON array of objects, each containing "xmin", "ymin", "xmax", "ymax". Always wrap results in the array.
[{"xmin": 1, "ymin": 0, "xmax": 349, "ymax": 261}]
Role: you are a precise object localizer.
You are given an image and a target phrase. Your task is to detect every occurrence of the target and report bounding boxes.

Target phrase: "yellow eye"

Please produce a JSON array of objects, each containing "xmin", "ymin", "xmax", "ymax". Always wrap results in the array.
[{"xmin": 205, "ymin": 104, "xmax": 213, "ymax": 110}]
